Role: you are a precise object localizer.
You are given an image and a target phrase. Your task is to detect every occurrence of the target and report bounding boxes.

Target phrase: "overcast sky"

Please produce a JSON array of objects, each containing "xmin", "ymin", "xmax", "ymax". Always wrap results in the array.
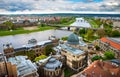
[{"xmin": 0, "ymin": 0, "xmax": 120, "ymax": 14}]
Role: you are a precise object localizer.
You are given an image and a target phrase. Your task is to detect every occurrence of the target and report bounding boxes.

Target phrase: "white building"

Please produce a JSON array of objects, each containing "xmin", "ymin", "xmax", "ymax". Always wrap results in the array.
[{"xmin": 70, "ymin": 18, "xmax": 91, "ymax": 28}]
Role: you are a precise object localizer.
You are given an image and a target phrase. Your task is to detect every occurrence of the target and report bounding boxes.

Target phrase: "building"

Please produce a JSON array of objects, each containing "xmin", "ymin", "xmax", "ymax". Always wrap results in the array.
[
  {"xmin": 54, "ymin": 33, "xmax": 88, "ymax": 72},
  {"xmin": 37, "ymin": 55, "xmax": 64, "ymax": 77},
  {"xmin": 8, "ymin": 56, "xmax": 39, "ymax": 77},
  {"xmin": 95, "ymin": 37, "xmax": 120, "ymax": 58},
  {"xmin": 3, "ymin": 43, "xmax": 15, "ymax": 58},
  {"xmin": 70, "ymin": 18, "xmax": 91, "ymax": 28},
  {"xmin": 3, "ymin": 38, "xmax": 58, "ymax": 59},
  {"xmin": 71, "ymin": 60, "xmax": 120, "ymax": 77},
  {"xmin": 0, "ymin": 53, "xmax": 17, "ymax": 77}
]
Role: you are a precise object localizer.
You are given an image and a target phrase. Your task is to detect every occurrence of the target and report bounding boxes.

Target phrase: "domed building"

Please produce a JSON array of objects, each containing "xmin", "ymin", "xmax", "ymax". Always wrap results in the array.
[
  {"xmin": 67, "ymin": 33, "xmax": 79, "ymax": 45},
  {"xmin": 54, "ymin": 33, "xmax": 88, "ymax": 72},
  {"xmin": 37, "ymin": 56, "xmax": 64, "ymax": 77}
]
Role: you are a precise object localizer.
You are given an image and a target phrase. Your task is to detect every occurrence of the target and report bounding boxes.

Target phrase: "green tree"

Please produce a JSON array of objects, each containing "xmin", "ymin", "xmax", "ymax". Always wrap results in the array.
[
  {"xmin": 95, "ymin": 45, "xmax": 100, "ymax": 50},
  {"xmin": 85, "ymin": 29, "xmax": 94, "ymax": 41},
  {"xmin": 104, "ymin": 51, "xmax": 115, "ymax": 60},
  {"xmin": 79, "ymin": 28, "xmax": 86, "ymax": 36},
  {"xmin": 34, "ymin": 55, "xmax": 47, "ymax": 62},
  {"xmin": 91, "ymin": 55, "xmax": 102, "ymax": 62},
  {"xmin": 61, "ymin": 37, "xmax": 68, "ymax": 41},
  {"xmin": 44, "ymin": 44, "xmax": 54, "ymax": 56},
  {"xmin": 110, "ymin": 30, "xmax": 120, "ymax": 37},
  {"xmin": 96, "ymin": 29, "xmax": 106, "ymax": 38},
  {"xmin": 3, "ymin": 21, "xmax": 14, "ymax": 30}
]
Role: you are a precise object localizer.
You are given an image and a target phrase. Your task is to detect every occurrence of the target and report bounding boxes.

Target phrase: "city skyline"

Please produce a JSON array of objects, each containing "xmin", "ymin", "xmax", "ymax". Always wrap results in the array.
[{"xmin": 0, "ymin": 0, "xmax": 120, "ymax": 14}]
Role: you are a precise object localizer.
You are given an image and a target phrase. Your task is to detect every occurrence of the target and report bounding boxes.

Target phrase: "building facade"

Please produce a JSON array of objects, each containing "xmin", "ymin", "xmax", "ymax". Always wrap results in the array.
[
  {"xmin": 95, "ymin": 37, "xmax": 120, "ymax": 58},
  {"xmin": 37, "ymin": 55, "xmax": 64, "ymax": 77},
  {"xmin": 0, "ymin": 53, "xmax": 17, "ymax": 77},
  {"xmin": 54, "ymin": 33, "xmax": 88, "ymax": 72}
]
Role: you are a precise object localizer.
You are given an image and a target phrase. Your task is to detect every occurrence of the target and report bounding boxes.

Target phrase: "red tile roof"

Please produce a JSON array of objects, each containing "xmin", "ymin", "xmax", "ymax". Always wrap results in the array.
[
  {"xmin": 100, "ymin": 37, "xmax": 120, "ymax": 50},
  {"xmin": 77, "ymin": 60, "xmax": 120, "ymax": 77}
]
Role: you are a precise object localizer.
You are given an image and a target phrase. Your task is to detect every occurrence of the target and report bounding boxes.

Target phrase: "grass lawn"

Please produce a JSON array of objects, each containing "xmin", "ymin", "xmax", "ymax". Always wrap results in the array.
[
  {"xmin": 85, "ymin": 18, "xmax": 99, "ymax": 28},
  {"xmin": 62, "ymin": 18, "xmax": 76, "ymax": 26},
  {"xmin": 0, "ymin": 26, "xmax": 55, "ymax": 36},
  {"xmin": 52, "ymin": 18, "xmax": 76, "ymax": 26}
]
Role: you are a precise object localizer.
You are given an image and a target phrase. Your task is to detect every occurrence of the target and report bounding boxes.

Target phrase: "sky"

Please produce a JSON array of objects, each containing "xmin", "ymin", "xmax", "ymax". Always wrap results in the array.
[{"xmin": 0, "ymin": 0, "xmax": 120, "ymax": 14}]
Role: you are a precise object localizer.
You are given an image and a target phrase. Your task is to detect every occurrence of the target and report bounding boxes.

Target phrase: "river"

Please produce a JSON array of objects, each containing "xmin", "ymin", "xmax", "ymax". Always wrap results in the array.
[{"xmin": 0, "ymin": 30, "xmax": 72, "ymax": 52}]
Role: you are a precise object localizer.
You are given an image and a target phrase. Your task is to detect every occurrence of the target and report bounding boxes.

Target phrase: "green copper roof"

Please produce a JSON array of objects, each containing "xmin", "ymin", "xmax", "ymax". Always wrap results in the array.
[{"xmin": 67, "ymin": 33, "xmax": 79, "ymax": 45}]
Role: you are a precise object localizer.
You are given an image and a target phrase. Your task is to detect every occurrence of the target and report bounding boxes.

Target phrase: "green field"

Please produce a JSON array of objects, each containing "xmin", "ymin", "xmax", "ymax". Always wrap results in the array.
[
  {"xmin": 85, "ymin": 18, "xmax": 99, "ymax": 28},
  {"xmin": 0, "ymin": 26, "xmax": 55, "ymax": 36}
]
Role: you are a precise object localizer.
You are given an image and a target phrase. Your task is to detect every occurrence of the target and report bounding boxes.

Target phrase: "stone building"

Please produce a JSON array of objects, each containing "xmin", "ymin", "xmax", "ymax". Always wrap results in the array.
[
  {"xmin": 3, "ymin": 43, "xmax": 15, "ymax": 58},
  {"xmin": 0, "ymin": 53, "xmax": 17, "ymax": 77},
  {"xmin": 54, "ymin": 33, "xmax": 88, "ymax": 72},
  {"xmin": 3, "ymin": 38, "xmax": 57, "ymax": 59},
  {"xmin": 94, "ymin": 37, "xmax": 120, "ymax": 58},
  {"xmin": 37, "ymin": 55, "xmax": 64, "ymax": 77}
]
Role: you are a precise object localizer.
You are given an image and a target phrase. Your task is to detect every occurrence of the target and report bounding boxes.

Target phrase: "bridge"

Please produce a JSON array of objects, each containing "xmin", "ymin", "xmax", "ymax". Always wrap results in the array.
[{"xmin": 47, "ymin": 24, "xmax": 100, "ymax": 30}]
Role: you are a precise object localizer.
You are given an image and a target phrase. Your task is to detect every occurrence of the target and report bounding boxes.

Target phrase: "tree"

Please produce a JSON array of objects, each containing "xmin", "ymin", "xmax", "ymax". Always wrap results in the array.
[
  {"xmin": 79, "ymin": 28, "xmax": 86, "ymax": 36},
  {"xmin": 34, "ymin": 55, "xmax": 47, "ymax": 62},
  {"xmin": 110, "ymin": 30, "xmax": 120, "ymax": 37},
  {"xmin": 61, "ymin": 37, "xmax": 68, "ymax": 41},
  {"xmin": 96, "ymin": 29, "xmax": 106, "ymax": 38},
  {"xmin": 44, "ymin": 44, "xmax": 54, "ymax": 56},
  {"xmin": 91, "ymin": 55, "xmax": 102, "ymax": 62},
  {"xmin": 104, "ymin": 51, "xmax": 115, "ymax": 60},
  {"xmin": 3, "ymin": 21, "xmax": 14, "ymax": 30},
  {"xmin": 85, "ymin": 29, "xmax": 94, "ymax": 41},
  {"xmin": 95, "ymin": 45, "xmax": 100, "ymax": 50}
]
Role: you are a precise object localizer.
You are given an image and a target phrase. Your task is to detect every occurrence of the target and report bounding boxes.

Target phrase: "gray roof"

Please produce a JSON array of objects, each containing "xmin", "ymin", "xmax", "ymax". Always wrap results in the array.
[
  {"xmin": 44, "ymin": 57, "xmax": 62, "ymax": 71},
  {"xmin": 67, "ymin": 33, "xmax": 79, "ymax": 45},
  {"xmin": 8, "ymin": 56, "xmax": 38, "ymax": 77},
  {"xmin": 60, "ymin": 44, "xmax": 84, "ymax": 55}
]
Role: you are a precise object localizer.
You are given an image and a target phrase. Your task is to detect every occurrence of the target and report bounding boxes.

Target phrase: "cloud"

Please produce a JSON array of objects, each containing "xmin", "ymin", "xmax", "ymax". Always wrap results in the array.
[{"xmin": 0, "ymin": 0, "xmax": 120, "ymax": 14}]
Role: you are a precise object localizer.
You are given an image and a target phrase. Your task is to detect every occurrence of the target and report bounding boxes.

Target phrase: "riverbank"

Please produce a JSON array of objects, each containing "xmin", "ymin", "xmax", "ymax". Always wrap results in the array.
[
  {"xmin": 0, "ymin": 26, "xmax": 55, "ymax": 36},
  {"xmin": 0, "ymin": 30, "xmax": 72, "ymax": 52}
]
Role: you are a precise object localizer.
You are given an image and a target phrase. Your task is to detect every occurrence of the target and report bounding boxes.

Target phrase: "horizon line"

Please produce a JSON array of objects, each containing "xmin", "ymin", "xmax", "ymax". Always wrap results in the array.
[{"xmin": 0, "ymin": 11, "xmax": 120, "ymax": 15}]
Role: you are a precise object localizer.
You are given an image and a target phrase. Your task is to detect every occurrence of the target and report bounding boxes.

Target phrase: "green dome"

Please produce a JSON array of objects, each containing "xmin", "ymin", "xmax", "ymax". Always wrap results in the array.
[{"xmin": 67, "ymin": 33, "xmax": 79, "ymax": 45}]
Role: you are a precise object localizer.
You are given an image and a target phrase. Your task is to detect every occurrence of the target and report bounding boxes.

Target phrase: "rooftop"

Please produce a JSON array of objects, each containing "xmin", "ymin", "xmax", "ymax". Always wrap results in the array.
[
  {"xmin": 8, "ymin": 56, "xmax": 38, "ymax": 77},
  {"xmin": 100, "ymin": 37, "xmax": 120, "ymax": 50},
  {"xmin": 70, "ymin": 18, "xmax": 91, "ymax": 28},
  {"xmin": 37, "ymin": 56, "xmax": 62, "ymax": 71},
  {"xmin": 72, "ymin": 60, "xmax": 120, "ymax": 77},
  {"xmin": 60, "ymin": 44, "xmax": 84, "ymax": 55},
  {"xmin": 44, "ymin": 57, "xmax": 62, "ymax": 71},
  {"xmin": 67, "ymin": 33, "xmax": 79, "ymax": 45}
]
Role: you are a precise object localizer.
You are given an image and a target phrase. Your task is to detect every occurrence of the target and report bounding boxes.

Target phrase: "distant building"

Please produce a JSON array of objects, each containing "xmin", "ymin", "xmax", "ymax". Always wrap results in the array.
[
  {"xmin": 54, "ymin": 33, "xmax": 88, "ymax": 72},
  {"xmin": 71, "ymin": 60, "xmax": 120, "ymax": 77},
  {"xmin": 95, "ymin": 37, "xmax": 120, "ymax": 58},
  {"xmin": 37, "ymin": 55, "xmax": 64, "ymax": 77},
  {"xmin": 8, "ymin": 56, "xmax": 39, "ymax": 77},
  {"xmin": 70, "ymin": 18, "xmax": 91, "ymax": 28}
]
